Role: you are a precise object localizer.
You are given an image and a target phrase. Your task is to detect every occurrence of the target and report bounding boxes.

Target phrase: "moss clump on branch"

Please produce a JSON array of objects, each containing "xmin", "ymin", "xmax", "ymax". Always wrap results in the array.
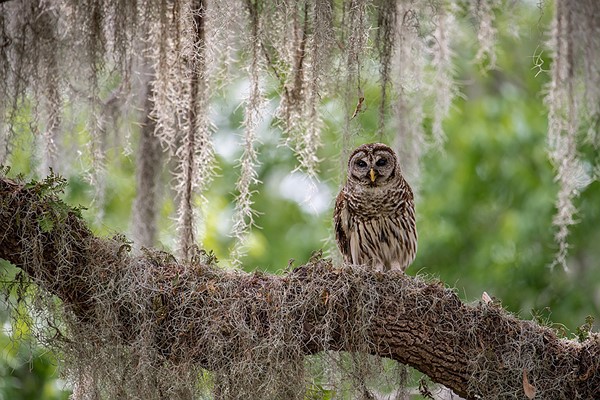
[{"xmin": 1, "ymin": 174, "xmax": 600, "ymax": 399}]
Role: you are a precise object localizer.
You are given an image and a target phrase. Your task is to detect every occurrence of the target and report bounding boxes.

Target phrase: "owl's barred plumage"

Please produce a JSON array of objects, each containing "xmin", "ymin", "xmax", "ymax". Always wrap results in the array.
[{"xmin": 334, "ymin": 143, "xmax": 417, "ymax": 272}]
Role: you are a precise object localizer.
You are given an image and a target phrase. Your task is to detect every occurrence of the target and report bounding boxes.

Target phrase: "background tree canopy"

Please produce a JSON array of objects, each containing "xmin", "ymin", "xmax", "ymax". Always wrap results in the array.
[{"xmin": 1, "ymin": 0, "xmax": 599, "ymax": 398}]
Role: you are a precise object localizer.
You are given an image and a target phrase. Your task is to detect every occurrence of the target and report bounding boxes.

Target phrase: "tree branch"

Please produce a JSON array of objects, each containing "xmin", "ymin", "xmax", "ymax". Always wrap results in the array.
[{"xmin": 0, "ymin": 176, "xmax": 599, "ymax": 399}]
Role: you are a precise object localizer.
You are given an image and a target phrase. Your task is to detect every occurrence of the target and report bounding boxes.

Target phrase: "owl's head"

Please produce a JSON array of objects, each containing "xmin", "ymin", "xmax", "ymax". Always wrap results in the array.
[{"xmin": 346, "ymin": 143, "xmax": 400, "ymax": 188}]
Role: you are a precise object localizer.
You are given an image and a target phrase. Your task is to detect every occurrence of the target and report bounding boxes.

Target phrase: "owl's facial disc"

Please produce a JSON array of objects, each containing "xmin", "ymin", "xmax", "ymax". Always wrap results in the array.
[
  {"xmin": 347, "ymin": 144, "xmax": 399, "ymax": 188},
  {"xmin": 349, "ymin": 151, "xmax": 395, "ymax": 187}
]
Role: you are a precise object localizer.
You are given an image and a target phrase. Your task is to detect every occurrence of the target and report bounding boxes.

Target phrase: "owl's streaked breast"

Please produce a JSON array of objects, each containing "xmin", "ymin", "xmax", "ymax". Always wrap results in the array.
[{"xmin": 345, "ymin": 183, "xmax": 409, "ymax": 219}]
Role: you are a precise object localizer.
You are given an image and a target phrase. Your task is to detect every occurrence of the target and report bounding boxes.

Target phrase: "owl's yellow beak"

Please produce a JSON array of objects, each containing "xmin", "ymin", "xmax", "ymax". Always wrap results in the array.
[{"xmin": 369, "ymin": 168, "xmax": 376, "ymax": 182}]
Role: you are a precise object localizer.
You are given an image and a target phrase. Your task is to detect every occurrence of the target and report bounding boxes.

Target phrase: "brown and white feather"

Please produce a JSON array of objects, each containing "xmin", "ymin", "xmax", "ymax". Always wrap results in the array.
[{"xmin": 334, "ymin": 143, "xmax": 417, "ymax": 272}]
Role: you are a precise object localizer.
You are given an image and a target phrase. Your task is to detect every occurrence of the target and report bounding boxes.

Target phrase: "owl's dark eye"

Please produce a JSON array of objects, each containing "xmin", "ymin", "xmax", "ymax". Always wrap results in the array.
[
  {"xmin": 376, "ymin": 158, "xmax": 387, "ymax": 167},
  {"xmin": 356, "ymin": 160, "xmax": 367, "ymax": 168}
]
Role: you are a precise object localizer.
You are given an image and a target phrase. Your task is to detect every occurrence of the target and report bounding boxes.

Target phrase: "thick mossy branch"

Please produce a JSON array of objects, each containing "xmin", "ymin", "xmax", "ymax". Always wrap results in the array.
[{"xmin": 1, "ymin": 176, "xmax": 599, "ymax": 399}]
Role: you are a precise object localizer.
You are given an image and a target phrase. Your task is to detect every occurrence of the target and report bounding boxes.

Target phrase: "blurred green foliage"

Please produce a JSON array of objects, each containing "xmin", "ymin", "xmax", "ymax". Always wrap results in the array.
[
  {"xmin": 2, "ymin": 1, "xmax": 599, "ymax": 398},
  {"xmin": 0, "ymin": 261, "xmax": 70, "ymax": 400},
  {"xmin": 0, "ymin": 333, "xmax": 69, "ymax": 400}
]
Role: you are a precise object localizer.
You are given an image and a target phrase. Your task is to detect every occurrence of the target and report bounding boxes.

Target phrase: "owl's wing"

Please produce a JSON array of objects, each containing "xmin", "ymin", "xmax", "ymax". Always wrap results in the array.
[{"xmin": 333, "ymin": 189, "xmax": 351, "ymax": 262}]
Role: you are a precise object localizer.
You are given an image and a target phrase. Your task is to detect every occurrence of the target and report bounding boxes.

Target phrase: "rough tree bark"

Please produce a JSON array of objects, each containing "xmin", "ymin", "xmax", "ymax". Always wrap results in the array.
[{"xmin": 0, "ymin": 176, "xmax": 599, "ymax": 399}]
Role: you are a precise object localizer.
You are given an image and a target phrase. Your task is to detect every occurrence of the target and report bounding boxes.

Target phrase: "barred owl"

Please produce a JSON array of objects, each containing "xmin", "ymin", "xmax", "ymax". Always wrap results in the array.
[{"xmin": 334, "ymin": 143, "xmax": 417, "ymax": 272}]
